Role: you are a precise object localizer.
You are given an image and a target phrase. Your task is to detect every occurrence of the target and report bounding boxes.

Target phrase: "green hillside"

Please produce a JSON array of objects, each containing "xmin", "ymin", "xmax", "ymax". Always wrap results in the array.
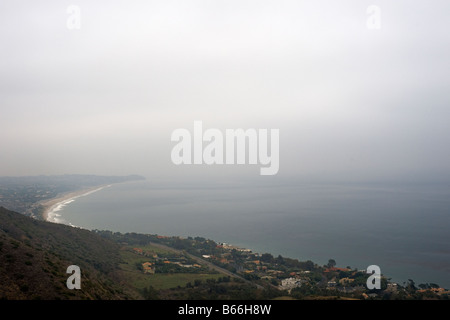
[
  {"xmin": 0, "ymin": 206, "xmax": 265, "ymax": 300},
  {"xmin": 2, "ymin": 205, "xmax": 446, "ymax": 301},
  {"xmin": 0, "ymin": 206, "xmax": 135, "ymax": 300}
]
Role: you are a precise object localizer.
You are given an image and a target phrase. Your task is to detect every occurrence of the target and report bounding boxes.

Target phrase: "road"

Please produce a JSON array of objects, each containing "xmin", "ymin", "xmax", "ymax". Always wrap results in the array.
[{"xmin": 148, "ymin": 242, "xmax": 264, "ymax": 290}]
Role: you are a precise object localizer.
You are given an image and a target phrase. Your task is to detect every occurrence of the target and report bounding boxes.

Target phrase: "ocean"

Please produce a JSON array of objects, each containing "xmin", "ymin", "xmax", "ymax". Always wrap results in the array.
[{"xmin": 49, "ymin": 179, "xmax": 450, "ymax": 288}]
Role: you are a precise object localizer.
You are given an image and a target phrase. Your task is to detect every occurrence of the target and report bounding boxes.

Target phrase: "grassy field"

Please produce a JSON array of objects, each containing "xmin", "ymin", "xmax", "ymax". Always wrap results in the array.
[
  {"xmin": 118, "ymin": 244, "xmax": 223, "ymax": 291},
  {"xmin": 124, "ymin": 272, "xmax": 224, "ymax": 291},
  {"xmin": 128, "ymin": 243, "xmax": 176, "ymax": 256}
]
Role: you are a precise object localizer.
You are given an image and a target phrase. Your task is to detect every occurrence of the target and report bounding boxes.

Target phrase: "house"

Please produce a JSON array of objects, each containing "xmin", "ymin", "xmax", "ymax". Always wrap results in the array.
[
  {"xmin": 327, "ymin": 280, "xmax": 337, "ymax": 287},
  {"xmin": 386, "ymin": 283, "xmax": 398, "ymax": 292},
  {"xmin": 142, "ymin": 262, "xmax": 155, "ymax": 274},
  {"xmin": 417, "ymin": 287, "xmax": 449, "ymax": 295},
  {"xmin": 339, "ymin": 277, "xmax": 355, "ymax": 285},
  {"xmin": 279, "ymin": 277, "xmax": 303, "ymax": 292}
]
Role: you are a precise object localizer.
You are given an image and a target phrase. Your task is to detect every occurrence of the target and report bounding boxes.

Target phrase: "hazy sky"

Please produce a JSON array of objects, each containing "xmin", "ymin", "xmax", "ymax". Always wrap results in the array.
[{"xmin": 1, "ymin": 0, "xmax": 449, "ymax": 183}]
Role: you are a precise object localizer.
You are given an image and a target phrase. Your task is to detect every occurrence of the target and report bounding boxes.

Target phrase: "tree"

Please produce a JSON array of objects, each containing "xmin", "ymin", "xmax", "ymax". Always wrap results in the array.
[
  {"xmin": 194, "ymin": 279, "xmax": 202, "ymax": 287},
  {"xmin": 261, "ymin": 253, "xmax": 274, "ymax": 263},
  {"xmin": 327, "ymin": 259, "xmax": 336, "ymax": 268},
  {"xmin": 303, "ymin": 260, "xmax": 315, "ymax": 271},
  {"xmin": 142, "ymin": 286, "xmax": 159, "ymax": 300},
  {"xmin": 276, "ymin": 255, "xmax": 284, "ymax": 264},
  {"xmin": 405, "ymin": 279, "xmax": 416, "ymax": 294},
  {"xmin": 418, "ymin": 283, "xmax": 428, "ymax": 290}
]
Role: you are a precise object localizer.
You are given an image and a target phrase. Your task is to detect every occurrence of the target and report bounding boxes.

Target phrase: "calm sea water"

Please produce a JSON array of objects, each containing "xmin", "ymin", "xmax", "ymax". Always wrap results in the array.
[{"xmin": 54, "ymin": 179, "xmax": 450, "ymax": 288}]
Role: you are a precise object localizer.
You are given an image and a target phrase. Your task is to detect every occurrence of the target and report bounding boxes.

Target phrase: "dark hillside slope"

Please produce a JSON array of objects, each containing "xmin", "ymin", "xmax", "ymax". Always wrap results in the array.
[{"xmin": 0, "ymin": 207, "xmax": 134, "ymax": 299}]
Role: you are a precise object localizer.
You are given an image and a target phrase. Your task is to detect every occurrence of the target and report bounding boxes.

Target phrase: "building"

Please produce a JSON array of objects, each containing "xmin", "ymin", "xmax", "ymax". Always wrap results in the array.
[
  {"xmin": 327, "ymin": 280, "xmax": 337, "ymax": 288},
  {"xmin": 142, "ymin": 262, "xmax": 155, "ymax": 274},
  {"xmin": 279, "ymin": 277, "xmax": 303, "ymax": 292}
]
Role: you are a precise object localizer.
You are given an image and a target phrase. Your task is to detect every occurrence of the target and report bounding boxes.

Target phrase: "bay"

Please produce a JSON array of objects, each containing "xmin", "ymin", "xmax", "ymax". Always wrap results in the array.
[{"xmin": 56, "ymin": 179, "xmax": 450, "ymax": 288}]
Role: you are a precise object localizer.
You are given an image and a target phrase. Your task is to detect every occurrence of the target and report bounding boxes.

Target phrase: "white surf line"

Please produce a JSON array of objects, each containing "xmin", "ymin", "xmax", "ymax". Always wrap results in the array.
[{"xmin": 46, "ymin": 185, "xmax": 111, "ymax": 224}]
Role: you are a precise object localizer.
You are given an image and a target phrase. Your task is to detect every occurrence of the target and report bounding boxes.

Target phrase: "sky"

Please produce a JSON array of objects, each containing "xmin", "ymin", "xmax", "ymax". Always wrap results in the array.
[{"xmin": 1, "ymin": 0, "xmax": 450, "ymax": 183}]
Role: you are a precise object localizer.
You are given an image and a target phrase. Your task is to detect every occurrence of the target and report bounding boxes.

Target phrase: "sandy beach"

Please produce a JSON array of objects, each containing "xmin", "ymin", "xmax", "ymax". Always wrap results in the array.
[{"xmin": 40, "ymin": 185, "xmax": 110, "ymax": 222}]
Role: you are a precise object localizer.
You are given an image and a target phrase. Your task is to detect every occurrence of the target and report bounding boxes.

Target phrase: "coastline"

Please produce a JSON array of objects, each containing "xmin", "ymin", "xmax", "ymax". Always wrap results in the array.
[
  {"xmin": 40, "ymin": 185, "xmax": 111, "ymax": 223},
  {"xmin": 33, "ymin": 181, "xmax": 450, "ymax": 290}
]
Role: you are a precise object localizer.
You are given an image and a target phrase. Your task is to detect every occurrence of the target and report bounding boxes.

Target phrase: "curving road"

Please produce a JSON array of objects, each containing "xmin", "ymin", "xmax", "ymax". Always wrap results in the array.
[{"xmin": 148, "ymin": 242, "xmax": 264, "ymax": 290}]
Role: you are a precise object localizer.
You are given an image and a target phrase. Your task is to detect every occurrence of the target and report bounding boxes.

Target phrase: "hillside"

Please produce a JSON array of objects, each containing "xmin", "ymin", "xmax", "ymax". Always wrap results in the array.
[
  {"xmin": 1, "ymin": 206, "xmax": 447, "ymax": 301},
  {"xmin": 0, "ymin": 206, "xmax": 136, "ymax": 299},
  {"xmin": 0, "ymin": 206, "xmax": 269, "ymax": 300}
]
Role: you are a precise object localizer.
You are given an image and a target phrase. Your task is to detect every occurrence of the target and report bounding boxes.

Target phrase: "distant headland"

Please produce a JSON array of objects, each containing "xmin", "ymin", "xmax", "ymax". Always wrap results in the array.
[{"xmin": 0, "ymin": 174, "xmax": 145, "ymax": 219}]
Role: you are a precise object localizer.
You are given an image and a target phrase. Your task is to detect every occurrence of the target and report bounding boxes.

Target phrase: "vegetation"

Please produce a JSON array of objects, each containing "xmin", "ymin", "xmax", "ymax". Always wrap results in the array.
[
  {"xmin": 0, "ymin": 206, "xmax": 135, "ymax": 299},
  {"xmin": 96, "ymin": 230, "xmax": 450, "ymax": 300},
  {"xmin": 0, "ymin": 205, "xmax": 448, "ymax": 300}
]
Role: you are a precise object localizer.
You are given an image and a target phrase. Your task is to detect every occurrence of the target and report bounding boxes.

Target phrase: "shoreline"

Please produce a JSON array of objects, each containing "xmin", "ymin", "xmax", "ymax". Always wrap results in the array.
[{"xmin": 40, "ymin": 185, "xmax": 111, "ymax": 222}]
